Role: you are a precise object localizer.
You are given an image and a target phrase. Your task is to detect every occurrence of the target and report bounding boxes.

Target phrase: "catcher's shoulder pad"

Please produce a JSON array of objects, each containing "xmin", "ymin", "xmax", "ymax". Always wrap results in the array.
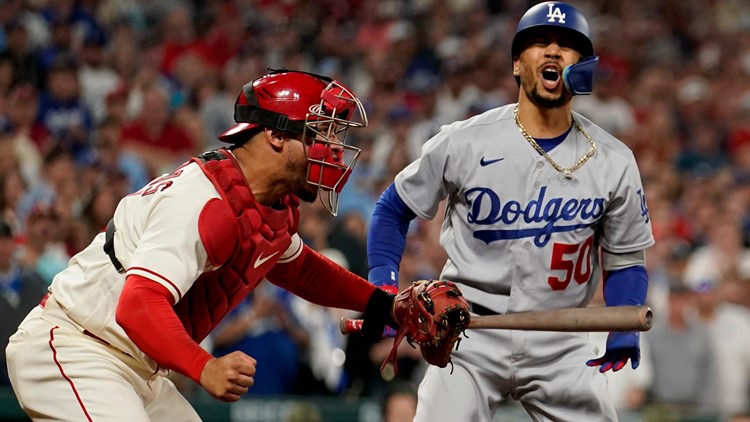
[{"xmin": 199, "ymin": 198, "xmax": 238, "ymax": 266}]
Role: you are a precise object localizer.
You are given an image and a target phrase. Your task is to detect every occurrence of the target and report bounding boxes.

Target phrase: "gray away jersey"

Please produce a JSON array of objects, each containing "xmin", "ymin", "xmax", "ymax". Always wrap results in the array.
[{"xmin": 394, "ymin": 103, "xmax": 654, "ymax": 314}]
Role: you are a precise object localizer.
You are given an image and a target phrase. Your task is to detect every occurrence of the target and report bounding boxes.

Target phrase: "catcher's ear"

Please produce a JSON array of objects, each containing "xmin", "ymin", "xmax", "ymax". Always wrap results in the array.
[{"xmin": 264, "ymin": 128, "xmax": 285, "ymax": 152}]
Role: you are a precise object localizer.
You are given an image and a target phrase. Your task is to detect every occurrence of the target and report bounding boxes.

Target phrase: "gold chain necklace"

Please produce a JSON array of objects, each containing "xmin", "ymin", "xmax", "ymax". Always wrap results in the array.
[{"xmin": 513, "ymin": 105, "xmax": 596, "ymax": 178}]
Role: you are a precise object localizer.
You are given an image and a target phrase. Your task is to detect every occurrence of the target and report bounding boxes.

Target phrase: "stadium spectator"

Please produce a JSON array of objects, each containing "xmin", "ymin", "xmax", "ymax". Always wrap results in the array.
[
  {"xmin": 0, "ymin": 217, "xmax": 46, "ymax": 386},
  {"xmin": 2, "ymin": 84, "xmax": 45, "ymax": 184},
  {"xmin": 17, "ymin": 204, "xmax": 69, "ymax": 285},
  {"xmin": 0, "ymin": 19, "xmax": 42, "ymax": 87},
  {"xmin": 36, "ymin": 54, "xmax": 94, "ymax": 163},
  {"xmin": 78, "ymin": 31, "xmax": 120, "ymax": 124},
  {"xmin": 0, "ymin": 168, "xmax": 26, "ymax": 235},
  {"xmin": 684, "ymin": 218, "xmax": 750, "ymax": 292},
  {"xmin": 212, "ymin": 285, "xmax": 310, "ymax": 396},
  {"xmin": 692, "ymin": 273, "xmax": 750, "ymax": 417},
  {"xmin": 121, "ymin": 84, "xmax": 196, "ymax": 177},
  {"xmin": 91, "ymin": 116, "xmax": 149, "ymax": 194},
  {"xmin": 645, "ymin": 279, "xmax": 717, "ymax": 420}
]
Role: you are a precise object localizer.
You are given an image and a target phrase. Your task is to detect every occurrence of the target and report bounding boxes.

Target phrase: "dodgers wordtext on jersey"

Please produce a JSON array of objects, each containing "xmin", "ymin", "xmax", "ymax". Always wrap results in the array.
[{"xmin": 466, "ymin": 185, "xmax": 606, "ymax": 247}]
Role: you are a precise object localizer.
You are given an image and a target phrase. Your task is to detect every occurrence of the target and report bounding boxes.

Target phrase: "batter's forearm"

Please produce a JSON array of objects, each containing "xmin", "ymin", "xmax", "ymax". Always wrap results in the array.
[
  {"xmin": 367, "ymin": 183, "xmax": 416, "ymax": 286},
  {"xmin": 117, "ymin": 275, "xmax": 213, "ymax": 384},
  {"xmin": 602, "ymin": 265, "xmax": 648, "ymax": 307}
]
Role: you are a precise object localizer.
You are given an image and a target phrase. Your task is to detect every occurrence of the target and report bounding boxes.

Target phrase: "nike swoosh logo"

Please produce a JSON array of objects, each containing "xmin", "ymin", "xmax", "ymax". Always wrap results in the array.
[
  {"xmin": 254, "ymin": 251, "xmax": 280, "ymax": 268},
  {"xmin": 480, "ymin": 156, "xmax": 504, "ymax": 166}
]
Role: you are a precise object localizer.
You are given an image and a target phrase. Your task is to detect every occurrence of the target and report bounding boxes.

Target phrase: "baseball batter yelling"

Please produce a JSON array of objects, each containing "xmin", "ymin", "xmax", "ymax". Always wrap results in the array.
[
  {"xmin": 367, "ymin": 2, "xmax": 654, "ymax": 421},
  {"xmin": 5, "ymin": 70, "xmax": 408, "ymax": 421}
]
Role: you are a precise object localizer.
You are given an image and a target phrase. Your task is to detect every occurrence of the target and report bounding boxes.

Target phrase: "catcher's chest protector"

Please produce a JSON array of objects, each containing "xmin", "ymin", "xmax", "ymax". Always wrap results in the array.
[{"xmin": 174, "ymin": 149, "xmax": 300, "ymax": 342}]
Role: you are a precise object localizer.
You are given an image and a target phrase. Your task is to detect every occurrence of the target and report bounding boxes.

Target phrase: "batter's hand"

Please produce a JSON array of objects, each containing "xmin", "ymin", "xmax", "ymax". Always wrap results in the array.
[
  {"xmin": 587, "ymin": 332, "xmax": 640, "ymax": 373},
  {"xmin": 200, "ymin": 351, "xmax": 257, "ymax": 402}
]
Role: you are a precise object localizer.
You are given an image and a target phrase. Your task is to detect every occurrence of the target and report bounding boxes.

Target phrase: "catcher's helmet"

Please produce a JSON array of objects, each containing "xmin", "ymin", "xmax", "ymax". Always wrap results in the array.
[
  {"xmin": 218, "ymin": 69, "xmax": 368, "ymax": 216},
  {"xmin": 512, "ymin": 1, "xmax": 598, "ymax": 95},
  {"xmin": 218, "ymin": 69, "xmax": 366, "ymax": 143}
]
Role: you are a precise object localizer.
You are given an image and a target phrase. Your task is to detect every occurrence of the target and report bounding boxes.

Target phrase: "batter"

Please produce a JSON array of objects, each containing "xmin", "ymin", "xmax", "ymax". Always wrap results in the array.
[{"xmin": 367, "ymin": 2, "xmax": 654, "ymax": 421}]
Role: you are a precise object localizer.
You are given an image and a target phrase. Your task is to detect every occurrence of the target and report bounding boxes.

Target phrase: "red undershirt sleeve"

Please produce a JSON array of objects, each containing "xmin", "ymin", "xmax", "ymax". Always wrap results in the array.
[
  {"xmin": 266, "ymin": 245, "xmax": 377, "ymax": 311},
  {"xmin": 116, "ymin": 274, "xmax": 213, "ymax": 384}
]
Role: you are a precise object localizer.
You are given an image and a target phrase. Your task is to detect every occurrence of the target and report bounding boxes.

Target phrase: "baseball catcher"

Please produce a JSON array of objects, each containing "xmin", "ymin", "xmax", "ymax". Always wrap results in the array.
[{"xmin": 361, "ymin": 279, "xmax": 471, "ymax": 379}]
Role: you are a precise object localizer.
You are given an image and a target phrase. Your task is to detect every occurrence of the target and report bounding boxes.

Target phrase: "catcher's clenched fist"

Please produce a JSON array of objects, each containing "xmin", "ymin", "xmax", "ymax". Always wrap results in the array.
[
  {"xmin": 361, "ymin": 279, "xmax": 471, "ymax": 379},
  {"xmin": 200, "ymin": 351, "xmax": 257, "ymax": 402}
]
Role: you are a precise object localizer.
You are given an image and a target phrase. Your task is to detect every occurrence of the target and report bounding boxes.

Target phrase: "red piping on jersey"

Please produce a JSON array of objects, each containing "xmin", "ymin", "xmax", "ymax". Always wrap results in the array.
[
  {"xmin": 128, "ymin": 266, "xmax": 183, "ymax": 301},
  {"xmin": 278, "ymin": 238, "xmax": 303, "ymax": 263},
  {"xmin": 49, "ymin": 327, "xmax": 94, "ymax": 422},
  {"xmin": 39, "ymin": 292, "xmax": 49, "ymax": 307}
]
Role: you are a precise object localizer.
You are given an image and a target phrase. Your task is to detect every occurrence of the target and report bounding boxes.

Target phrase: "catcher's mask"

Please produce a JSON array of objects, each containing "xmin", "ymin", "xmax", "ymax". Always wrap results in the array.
[{"xmin": 218, "ymin": 69, "xmax": 368, "ymax": 216}]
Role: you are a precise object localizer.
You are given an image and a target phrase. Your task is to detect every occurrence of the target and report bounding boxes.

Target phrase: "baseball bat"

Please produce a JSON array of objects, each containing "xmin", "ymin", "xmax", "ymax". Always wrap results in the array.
[{"xmin": 340, "ymin": 305, "xmax": 653, "ymax": 334}]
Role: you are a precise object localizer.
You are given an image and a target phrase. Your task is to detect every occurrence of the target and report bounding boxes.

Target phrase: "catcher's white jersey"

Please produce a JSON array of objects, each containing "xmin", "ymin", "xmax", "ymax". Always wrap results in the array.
[
  {"xmin": 47, "ymin": 160, "xmax": 303, "ymax": 373},
  {"xmin": 395, "ymin": 103, "xmax": 654, "ymax": 314}
]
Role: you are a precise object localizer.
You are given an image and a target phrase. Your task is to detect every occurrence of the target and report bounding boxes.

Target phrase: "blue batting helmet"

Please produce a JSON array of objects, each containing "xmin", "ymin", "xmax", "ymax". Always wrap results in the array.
[{"xmin": 511, "ymin": 1, "xmax": 594, "ymax": 59}]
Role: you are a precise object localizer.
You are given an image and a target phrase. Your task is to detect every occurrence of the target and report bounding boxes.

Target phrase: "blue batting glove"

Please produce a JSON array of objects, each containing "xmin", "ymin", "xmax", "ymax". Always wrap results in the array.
[{"xmin": 587, "ymin": 332, "xmax": 640, "ymax": 373}]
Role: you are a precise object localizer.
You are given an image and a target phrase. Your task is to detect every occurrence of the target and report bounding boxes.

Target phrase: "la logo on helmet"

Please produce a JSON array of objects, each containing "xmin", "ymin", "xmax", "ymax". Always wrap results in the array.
[{"xmin": 546, "ymin": 4, "xmax": 566, "ymax": 23}]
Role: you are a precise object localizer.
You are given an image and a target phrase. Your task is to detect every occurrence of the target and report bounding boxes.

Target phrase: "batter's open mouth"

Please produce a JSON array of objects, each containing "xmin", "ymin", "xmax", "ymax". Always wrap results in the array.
[
  {"xmin": 542, "ymin": 68, "xmax": 559, "ymax": 81},
  {"xmin": 540, "ymin": 66, "xmax": 561, "ymax": 90}
]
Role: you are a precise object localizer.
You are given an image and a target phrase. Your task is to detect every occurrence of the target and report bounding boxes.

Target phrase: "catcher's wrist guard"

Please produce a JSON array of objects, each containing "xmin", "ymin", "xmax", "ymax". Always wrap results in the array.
[{"xmin": 361, "ymin": 287, "xmax": 397, "ymax": 342}]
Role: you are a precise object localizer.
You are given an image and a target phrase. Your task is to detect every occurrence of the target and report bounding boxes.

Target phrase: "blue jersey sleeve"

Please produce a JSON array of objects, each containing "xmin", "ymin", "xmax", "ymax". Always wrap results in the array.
[
  {"xmin": 603, "ymin": 265, "xmax": 649, "ymax": 306},
  {"xmin": 367, "ymin": 183, "xmax": 417, "ymax": 288}
]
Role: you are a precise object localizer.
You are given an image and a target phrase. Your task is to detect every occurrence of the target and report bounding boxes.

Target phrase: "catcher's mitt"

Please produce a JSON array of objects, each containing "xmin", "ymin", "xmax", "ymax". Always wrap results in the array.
[{"xmin": 381, "ymin": 279, "xmax": 471, "ymax": 380}]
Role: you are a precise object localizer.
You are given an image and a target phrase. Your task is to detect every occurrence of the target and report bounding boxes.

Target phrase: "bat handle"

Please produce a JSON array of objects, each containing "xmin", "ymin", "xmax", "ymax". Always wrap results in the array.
[{"xmin": 340, "ymin": 318, "xmax": 364, "ymax": 335}]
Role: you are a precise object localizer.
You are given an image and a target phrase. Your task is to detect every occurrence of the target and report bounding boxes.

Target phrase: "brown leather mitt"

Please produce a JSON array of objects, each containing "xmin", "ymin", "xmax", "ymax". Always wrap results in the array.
[{"xmin": 380, "ymin": 279, "xmax": 471, "ymax": 380}]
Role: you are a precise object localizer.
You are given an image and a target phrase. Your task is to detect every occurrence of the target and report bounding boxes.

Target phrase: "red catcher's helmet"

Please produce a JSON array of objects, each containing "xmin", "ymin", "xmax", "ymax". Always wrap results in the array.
[{"xmin": 217, "ymin": 69, "xmax": 368, "ymax": 216}]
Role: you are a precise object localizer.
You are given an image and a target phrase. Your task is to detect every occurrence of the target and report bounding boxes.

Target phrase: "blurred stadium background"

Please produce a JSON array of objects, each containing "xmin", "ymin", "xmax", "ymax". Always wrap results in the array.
[{"xmin": 1, "ymin": 0, "xmax": 750, "ymax": 421}]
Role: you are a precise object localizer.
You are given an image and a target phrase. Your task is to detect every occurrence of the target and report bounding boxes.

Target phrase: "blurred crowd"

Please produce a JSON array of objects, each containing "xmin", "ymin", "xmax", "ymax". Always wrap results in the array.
[{"xmin": 0, "ymin": 0, "xmax": 750, "ymax": 420}]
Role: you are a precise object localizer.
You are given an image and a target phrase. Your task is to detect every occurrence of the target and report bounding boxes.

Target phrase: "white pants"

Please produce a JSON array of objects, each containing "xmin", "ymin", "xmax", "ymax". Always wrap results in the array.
[
  {"xmin": 414, "ymin": 328, "xmax": 617, "ymax": 422},
  {"xmin": 6, "ymin": 299, "xmax": 201, "ymax": 421}
]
